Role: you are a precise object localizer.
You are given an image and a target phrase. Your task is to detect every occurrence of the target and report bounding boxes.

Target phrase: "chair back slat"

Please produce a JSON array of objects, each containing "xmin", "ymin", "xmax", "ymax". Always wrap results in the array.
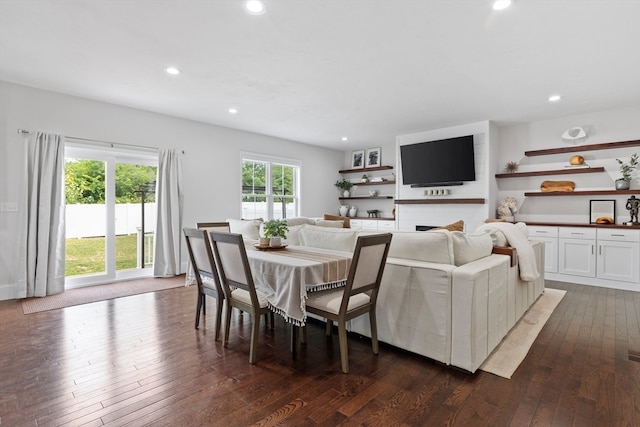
[{"xmin": 351, "ymin": 244, "xmax": 387, "ymax": 291}]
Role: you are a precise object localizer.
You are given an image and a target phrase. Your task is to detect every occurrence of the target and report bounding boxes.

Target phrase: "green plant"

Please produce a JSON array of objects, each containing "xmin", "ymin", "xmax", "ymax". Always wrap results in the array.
[
  {"xmin": 616, "ymin": 153, "xmax": 639, "ymax": 181},
  {"xmin": 263, "ymin": 219, "xmax": 289, "ymax": 238},
  {"xmin": 334, "ymin": 178, "xmax": 353, "ymax": 191},
  {"xmin": 361, "ymin": 174, "xmax": 368, "ymax": 181}
]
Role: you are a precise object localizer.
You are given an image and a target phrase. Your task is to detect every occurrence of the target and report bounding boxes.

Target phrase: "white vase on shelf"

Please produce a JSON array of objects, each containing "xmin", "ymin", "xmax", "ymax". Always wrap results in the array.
[
  {"xmin": 339, "ymin": 205, "xmax": 349, "ymax": 216},
  {"xmin": 349, "ymin": 206, "xmax": 357, "ymax": 217},
  {"xmin": 343, "ymin": 190, "xmax": 351, "ymax": 197}
]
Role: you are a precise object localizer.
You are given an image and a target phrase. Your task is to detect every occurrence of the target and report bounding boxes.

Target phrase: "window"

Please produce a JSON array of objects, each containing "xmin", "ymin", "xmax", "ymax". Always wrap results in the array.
[{"xmin": 242, "ymin": 153, "xmax": 300, "ymax": 220}]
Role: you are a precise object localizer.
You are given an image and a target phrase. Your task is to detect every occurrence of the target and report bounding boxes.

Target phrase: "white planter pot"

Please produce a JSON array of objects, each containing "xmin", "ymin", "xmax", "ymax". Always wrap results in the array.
[
  {"xmin": 339, "ymin": 205, "xmax": 349, "ymax": 216},
  {"xmin": 269, "ymin": 236, "xmax": 282, "ymax": 247}
]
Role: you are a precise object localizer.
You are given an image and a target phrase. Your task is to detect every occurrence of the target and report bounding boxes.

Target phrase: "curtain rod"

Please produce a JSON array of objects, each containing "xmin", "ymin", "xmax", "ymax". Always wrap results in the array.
[{"xmin": 17, "ymin": 129, "xmax": 185, "ymax": 154}]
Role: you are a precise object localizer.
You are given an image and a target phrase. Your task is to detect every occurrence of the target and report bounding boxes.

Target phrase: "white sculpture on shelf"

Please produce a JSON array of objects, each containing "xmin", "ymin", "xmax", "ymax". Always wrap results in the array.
[{"xmin": 497, "ymin": 197, "xmax": 518, "ymax": 221}]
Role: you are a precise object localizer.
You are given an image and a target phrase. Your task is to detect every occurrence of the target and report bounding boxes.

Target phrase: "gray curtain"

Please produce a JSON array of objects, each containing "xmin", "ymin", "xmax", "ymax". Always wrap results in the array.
[
  {"xmin": 17, "ymin": 132, "xmax": 66, "ymax": 298},
  {"xmin": 153, "ymin": 148, "xmax": 183, "ymax": 276}
]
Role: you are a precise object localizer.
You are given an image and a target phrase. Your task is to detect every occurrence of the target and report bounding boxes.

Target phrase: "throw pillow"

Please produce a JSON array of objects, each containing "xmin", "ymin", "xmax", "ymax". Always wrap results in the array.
[
  {"xmin": 299, "ymin": 225, "xmax": 358, "ymax": 252},
  {"xmin": 435, "ymin": 219, "xmax": 464, "ymax": 232},
  {"xmin": 449, "ymin": 231, "xmax": 493, "ymax": 266},
  {"xmin": 323, "ymin": 213, "xmax": 350, "ymax": 228},
  {"xmin": 226, "ymin": 218, "xmax": 262, "ymax": 240},
  {"xmin": 315, "ymin": 219, "xmax": 345, "ymax": 228}
]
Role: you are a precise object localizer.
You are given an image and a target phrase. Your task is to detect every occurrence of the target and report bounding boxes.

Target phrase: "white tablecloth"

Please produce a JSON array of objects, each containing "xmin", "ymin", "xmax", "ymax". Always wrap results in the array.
[{"xmin": 246, "ymin": 245, "xmax": 352, "ymax": 325}]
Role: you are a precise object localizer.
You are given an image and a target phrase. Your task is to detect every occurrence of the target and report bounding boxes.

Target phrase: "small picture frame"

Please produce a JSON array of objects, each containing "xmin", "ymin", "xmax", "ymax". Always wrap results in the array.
[
  {"xmin": 351, "ymin": 150, "xmax": 365, "ymax": 169},
  {"xmin": 589, "ymin": 200, "xmax": 615, "ymax": 224},
  {"xmin": 365, "ymin": 147, "xmax": 381, "ymax": 168}
]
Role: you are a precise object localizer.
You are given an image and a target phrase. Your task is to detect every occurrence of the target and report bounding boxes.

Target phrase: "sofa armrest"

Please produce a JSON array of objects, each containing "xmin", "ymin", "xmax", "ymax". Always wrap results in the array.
[{"xmin": 492, "ymin": 246, "xmax": 518, "ymax": 267}]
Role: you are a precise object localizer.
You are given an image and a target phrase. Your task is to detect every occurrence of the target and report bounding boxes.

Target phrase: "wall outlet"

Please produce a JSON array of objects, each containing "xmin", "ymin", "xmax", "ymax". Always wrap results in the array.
[{"xmin": 1, "ymin": 202, "xmax": 18, "ymax": 212}]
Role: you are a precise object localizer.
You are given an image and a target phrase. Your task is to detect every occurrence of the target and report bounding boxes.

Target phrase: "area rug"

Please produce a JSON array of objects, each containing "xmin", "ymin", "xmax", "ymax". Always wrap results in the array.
[
  {"xmin": 22, "ymin": 275, "xmax": 185, "ymax": 314},
  {"xmin": 479, "ymin": 287, "xmax": 566, "ymax": 379}
]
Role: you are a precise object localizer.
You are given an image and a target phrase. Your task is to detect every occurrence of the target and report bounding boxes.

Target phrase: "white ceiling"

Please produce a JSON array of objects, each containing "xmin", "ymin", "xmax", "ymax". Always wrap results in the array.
[{"xmin": 1, "ymin": 1, "xmax": 639, "ymax": 150}]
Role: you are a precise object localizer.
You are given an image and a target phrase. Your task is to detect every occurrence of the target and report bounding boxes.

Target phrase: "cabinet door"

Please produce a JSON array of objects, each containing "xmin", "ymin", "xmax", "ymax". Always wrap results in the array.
[
  {"xmin": 597, "ymin": 240, "xmax": 640, "ymax": 283},
  {"xmin": 558, "ymin": 238, "xmax": 596, "ymax": 277},
  {"xmin": 529, "ymin": 226, "xmax": 558, "ymax": 273},
  {"xmin": 377, "ymin": 220, "xmax": 396, "ymax": 231}
]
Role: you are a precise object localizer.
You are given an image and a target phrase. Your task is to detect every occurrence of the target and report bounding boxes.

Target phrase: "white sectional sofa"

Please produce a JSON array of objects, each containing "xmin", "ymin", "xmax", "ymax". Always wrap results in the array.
[{"xmin": 228, "ymin": 218, "xmax": 545, "ymax": 373}]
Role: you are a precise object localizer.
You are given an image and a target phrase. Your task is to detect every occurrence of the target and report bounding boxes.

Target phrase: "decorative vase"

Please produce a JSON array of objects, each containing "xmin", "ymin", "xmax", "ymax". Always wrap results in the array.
[
  {"xmin": 343, "ymin": 190, "xmax": 350, "ymax": 197},
  {"xmin": 616, "ymin": 179, "xmax": 631, "ymax": 190},
  {"xmin": 269, "ymin": 236, "xmax": 282, "ymax": 247},
  {"xmin": 339, "ymin": 205, "xmax": 349, "ymax": 216},
  {"xmin": 349, "ymin": 206, "xmax": 357, "ymax": 217},
  {"xmin": 259, "ymin": 237, "xmax": 269, "ymax": 246}
]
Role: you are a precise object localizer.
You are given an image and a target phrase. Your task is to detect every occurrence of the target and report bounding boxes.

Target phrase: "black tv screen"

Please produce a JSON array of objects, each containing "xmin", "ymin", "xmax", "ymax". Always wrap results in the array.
[{"xmin": 400, "ymin": 135, "xmax": 475, "ymax": 187}]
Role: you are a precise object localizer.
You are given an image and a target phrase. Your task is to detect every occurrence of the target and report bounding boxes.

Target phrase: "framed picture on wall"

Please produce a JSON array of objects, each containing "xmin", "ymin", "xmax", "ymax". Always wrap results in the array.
[
  {"xmin": 365, "ymin": 147, "xmax": 381, "ymax": 168},
  {"xmin": 589, "ymin": 199, "xmax": 615, "ymax": 224},
  {"xmin": 351, "ymin": 150, "xmax": 365, "ymax": 169}
]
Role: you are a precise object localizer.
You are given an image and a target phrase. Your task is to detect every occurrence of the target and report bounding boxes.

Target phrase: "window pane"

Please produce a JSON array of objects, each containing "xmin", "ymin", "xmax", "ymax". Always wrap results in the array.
[
  {"xmin": 242, "ymin": 196, "xmax": 267, "ymax": 219},
  {"xmin": 242, "ymin": 160, "xmax": 266, "ymax": 195}
]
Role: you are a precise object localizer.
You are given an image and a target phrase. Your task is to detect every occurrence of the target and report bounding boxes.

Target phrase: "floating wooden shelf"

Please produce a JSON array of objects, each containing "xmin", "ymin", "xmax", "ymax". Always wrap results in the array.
[
  {"xmin": 338, "ymin": 165, "xmax": 393, "ymax": 174},
  {"xmin": 524, "ymin": 189, "xmax": 639, "ymax": 197},
  {"xmin": 524, "ymin": 140, "xmax": 640, "ymax": 157},
  {"xmin": 353, "ymin": 180, "xmax": 395, "ymax": 186},
  {"xmin": 495, "ymin": 167, "xmax": 605, "ymax": 179},
  {"xmin": 395, "ymin": 198, "xmax": 485, "ymax": 205},
  {"xmin": 339, "ymin": 196, "xmax": 394, "ymax": 200}
]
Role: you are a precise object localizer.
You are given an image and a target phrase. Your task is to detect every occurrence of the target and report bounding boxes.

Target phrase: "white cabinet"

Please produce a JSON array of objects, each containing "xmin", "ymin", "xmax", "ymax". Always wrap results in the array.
[
  {"xmin": 528, "ymin": 226, "xmax": 558, "ymax": 273},
  {"xmin": 558, "ymin": 227, "xmax": 597, "ymax": 277},
  {"xmin": 351, "ymin": 219, "xmax": 395, "ymax": 231},
  {"xmin": 596, "ymin": 229, "xmax": 640, "ymax": 283}
]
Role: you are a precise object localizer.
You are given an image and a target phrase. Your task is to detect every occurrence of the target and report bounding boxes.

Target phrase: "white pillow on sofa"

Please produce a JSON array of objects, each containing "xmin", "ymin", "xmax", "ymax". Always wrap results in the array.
[
  {"xmin": 387, "ymin": 230, "xmax": 454, "ymax": 265},
  {"xmin": 226, "ymin": 219, "xmax": 262, "ymax": 240},
  {"xmin": 450, "ymin": 231, "xmax": 493, "ymax": 266},
  {"xmin": 299, "ymin": 225, "xmax": 358, "ymax": 252}
]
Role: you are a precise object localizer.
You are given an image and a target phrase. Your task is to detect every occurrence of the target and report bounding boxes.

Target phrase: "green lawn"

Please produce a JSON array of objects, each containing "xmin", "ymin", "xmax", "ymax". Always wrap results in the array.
[{"xmin": 65, "ymin": 234, "xmax": 151, "ymax": 276}]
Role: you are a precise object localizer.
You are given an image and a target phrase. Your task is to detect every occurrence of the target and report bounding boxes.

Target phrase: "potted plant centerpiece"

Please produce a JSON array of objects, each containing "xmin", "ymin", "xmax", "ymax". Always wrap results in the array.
[
  {"xmin": 263, "ymin": 219, "xmax": 289, "ymax": 247},
  {"xmin": 615, "ymin": 153, "xmax": 638, "ymax": 190},
  {"xmin": 335, "ymin": 178, "xmax": 354, "ymax": 197}
]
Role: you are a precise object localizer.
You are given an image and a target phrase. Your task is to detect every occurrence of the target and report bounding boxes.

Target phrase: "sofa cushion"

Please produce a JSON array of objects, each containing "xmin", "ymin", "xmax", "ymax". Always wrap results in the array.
[
  {"xmin": 227, "ymin": 218, "xmax": 262, "ymax": 240},
  {"xmin": 284, "ymin": 217, "xmax": 316, "ymax": 226},
  {"xmin": 299, "ymin": 225, "xmax": 358, "ymax": 252},
  {"xmin": 323, "ymin": 213, "xmax": 350, "ymax": 228},
  {"xmin": 315, "ymin": 219, "xmax": 345, "ymax": 228},
  {"xmin": 285, "ymin": 225, "xmax": 303, "ymax": 245},
  {"xmin": 450, "ymin": 231, "xmax": 493, "ymax": 266},
  {"xmin": 387, "ymin": 230, "xmax": 454, "ymax": 265}
]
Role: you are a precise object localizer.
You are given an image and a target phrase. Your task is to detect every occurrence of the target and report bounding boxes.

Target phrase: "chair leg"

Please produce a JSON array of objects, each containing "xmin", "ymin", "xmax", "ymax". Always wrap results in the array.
[
  {"xmin": 195, "ymin": 292, "xmax": 204, "ymax": 329},
  {"xmin": 325, "ymin": 319, "xmax": 333, "ymax": 336},
  {"xmin": 214, "ymin": 298, "xmax": 224, "ymax": 341},
  {"xmin": 338, "ymin": 322, "xmax": 349, "ymax": 374},
  {"xmin": 369, "ymin": 311, "xmax": 379, "ymax": 355},
  {"xmin": 202, "ymin": 296, "xmax": 206, "ymax": 315},
  {"xmin": 299, "ymin": 325, "xmax": 307, "ymax": 344},
  {"xmin": 223, "ymin": 302, "xmax": 233, "ymax": 347},
  {"xmin": 249, "ymin": 313, "xmax": 261, "ymax": 364}
]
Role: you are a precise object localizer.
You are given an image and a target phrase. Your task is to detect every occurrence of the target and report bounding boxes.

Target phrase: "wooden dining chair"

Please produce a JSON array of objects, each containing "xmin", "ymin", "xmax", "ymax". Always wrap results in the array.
[
  {"xmin": 183, "ymin": 227, "xmax": 226, "ymax": 340},
  {"xmin": 209, "ymin": 231, "xmax": 273, "ymax": 364},
  {"xmin": 195, "ymin": 222, "xmax": 230, "ymax": 321},
  {"xmin": 305, "ymin": 233, "xmax": 392, "ymax": 373}
]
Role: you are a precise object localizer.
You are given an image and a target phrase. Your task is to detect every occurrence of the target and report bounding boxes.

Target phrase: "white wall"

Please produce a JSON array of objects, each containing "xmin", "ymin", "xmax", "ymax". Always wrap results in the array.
[
  {"xmin": 0, "ymin": 81, "xmax": 343, "ymax": 300},
  {"xmin": 496, "ymin": 106, "xmax": 640, "ymax": 224}
]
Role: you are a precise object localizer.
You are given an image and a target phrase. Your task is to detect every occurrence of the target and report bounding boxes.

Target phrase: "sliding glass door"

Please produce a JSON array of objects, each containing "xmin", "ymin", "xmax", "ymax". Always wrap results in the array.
[{"xmin": 64, "ymin": 144, "xmax": 157, "ymax": 288}]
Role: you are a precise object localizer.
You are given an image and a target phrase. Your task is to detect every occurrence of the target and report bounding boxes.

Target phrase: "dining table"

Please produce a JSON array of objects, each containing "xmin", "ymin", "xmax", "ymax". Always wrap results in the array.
[{"xmin": 244, "ymin": 243, "xmax": 353, "ymax": 358}]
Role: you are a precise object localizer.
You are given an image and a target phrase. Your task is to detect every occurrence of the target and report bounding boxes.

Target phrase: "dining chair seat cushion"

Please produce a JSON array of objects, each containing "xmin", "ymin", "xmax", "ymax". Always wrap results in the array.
[
  {"xmin": 306, "ymin": 289, "xmax": 370, "ymax": 315},
  {"xmin": 230, "ymin": 288, "xmax": 269, "ymax": 308}
]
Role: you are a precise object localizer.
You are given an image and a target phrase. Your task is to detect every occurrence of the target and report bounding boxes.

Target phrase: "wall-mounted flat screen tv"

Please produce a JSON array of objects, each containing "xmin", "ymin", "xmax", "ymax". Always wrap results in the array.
[{"xmin": 400, "ymin": 135, "xmax": 475, "ymax": 187}]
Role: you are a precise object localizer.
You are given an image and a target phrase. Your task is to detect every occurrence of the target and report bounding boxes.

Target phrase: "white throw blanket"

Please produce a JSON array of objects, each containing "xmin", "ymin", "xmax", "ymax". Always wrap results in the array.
[{"xmin": 476, "ymin": 222, "xmax": 540, "ymax": 282}]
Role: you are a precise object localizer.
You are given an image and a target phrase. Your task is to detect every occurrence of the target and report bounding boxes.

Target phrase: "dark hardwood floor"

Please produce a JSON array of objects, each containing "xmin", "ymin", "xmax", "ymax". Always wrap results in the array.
[{"xmin": 0, "ymin": 278, "xmax": 638, "ymax": 426}]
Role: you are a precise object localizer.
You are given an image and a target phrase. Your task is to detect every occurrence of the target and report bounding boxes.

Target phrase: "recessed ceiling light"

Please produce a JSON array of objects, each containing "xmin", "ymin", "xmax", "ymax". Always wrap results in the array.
[
  {"xmin": 165, "ymin": 67, "xmax": 180, "ymax": 75},
  {"xmin": 341, "ymin": 137, "xmax": 348, "ymax": 141},
  {"xmin": 493, "ymin": 0, "xmax": 512, "ymax": 10},
  {"xmin": 228, "ymin": 108, "xmax": 238, "ymax": 114},
  {"xmin": 244, "ymin": 1, "xmax": 266, "ymax": 15},
  {"xmin": 548, "ymin": 94, "xmax": 562, "ymax": 102}
]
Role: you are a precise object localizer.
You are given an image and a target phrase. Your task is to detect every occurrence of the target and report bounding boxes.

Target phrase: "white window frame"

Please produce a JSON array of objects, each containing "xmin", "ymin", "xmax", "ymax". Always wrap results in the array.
[{"xmin": 241, "ymin": 152, "xmax": 301, "ymax": 220}]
